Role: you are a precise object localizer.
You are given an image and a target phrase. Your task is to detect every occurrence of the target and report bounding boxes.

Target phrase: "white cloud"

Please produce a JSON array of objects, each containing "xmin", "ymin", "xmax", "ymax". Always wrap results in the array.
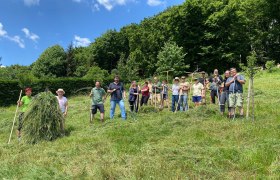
[
  {"xmin": 23, "ymin": 0, "xmax": 40, "ymax": 6},
  {"xmin": 91, "ymin": 3, "xmax": 101, "ymax": 11},
  {"xmin": 7, "ymin": 36, "xmax": 25, "ymax": 48},
  {"xmin": 96, "ymin": 0, "xmax": 134, "ymax": 11},
  {"xmin": 22, "ymin": 28, "xmax": 40, "ymax": 42},
  {"xmin": 72, "ymin": 0, "xmax": 82, "ymax": 3},
  {"xmin": 147, "ymin": 0, "xmax": 165, "ymax": 6},
  {"xmin": 73, "ymin": 35, "xmax": 91, "ymax": 47},
  {"xmin": 0, "ymin": 23, "xmax": 7, "ymax": 36},
  {"xmin": 0, "ymin": 22, "xmax": 25, "ymax": 48}
]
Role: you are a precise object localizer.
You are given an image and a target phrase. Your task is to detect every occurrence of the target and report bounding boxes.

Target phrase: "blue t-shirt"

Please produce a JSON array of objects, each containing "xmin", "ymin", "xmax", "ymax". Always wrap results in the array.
[
  {"xmin": 226, "ymin": 75, "xmax": 245, "ymax": 93},
  {"xmin": 108, "ymin": 82, "xmax": 125, "ymax": 101}
]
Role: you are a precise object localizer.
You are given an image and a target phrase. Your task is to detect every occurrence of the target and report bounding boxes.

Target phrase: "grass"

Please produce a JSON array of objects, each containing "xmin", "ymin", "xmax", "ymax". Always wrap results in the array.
[{"xmin": 0, "ymin": 70, "xmax": 280, "ymax": 179}]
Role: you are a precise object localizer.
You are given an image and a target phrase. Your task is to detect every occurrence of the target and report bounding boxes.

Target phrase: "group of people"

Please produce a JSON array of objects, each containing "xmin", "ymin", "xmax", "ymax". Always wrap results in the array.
[{"xmin": 16, "ymin": 68, "xmax": 245, "ymax": 139}]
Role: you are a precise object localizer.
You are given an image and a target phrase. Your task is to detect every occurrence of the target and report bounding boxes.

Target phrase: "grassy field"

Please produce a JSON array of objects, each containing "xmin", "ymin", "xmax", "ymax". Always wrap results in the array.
[{"xmin": 0, "ymin": 70, "xmax": 280, "ymax": 179}]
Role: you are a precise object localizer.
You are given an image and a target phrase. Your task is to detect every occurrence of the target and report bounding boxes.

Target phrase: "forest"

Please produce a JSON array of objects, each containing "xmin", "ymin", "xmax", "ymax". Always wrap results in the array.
[{"xmin": 0, "ymin": 0, "xmax": 279, "ymax": 82}]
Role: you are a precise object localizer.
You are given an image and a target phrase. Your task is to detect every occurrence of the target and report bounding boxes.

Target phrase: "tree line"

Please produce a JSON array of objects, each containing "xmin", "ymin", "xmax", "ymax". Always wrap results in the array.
[{"xmin": 1, "ymin": 0, "xmax": 279, "ymax": 82}]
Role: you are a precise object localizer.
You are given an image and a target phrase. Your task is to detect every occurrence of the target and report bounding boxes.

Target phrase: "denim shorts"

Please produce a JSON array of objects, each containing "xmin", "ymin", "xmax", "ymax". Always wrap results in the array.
[{"xmin": 192, "ymin": 96, "xmax": 202, "ymax": 102}]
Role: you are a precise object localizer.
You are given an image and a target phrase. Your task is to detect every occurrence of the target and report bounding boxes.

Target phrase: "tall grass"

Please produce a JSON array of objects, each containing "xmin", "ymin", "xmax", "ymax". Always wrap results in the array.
[{"xmin": 0, "ymin": 70, "xmax": 279, "ymax": 179}]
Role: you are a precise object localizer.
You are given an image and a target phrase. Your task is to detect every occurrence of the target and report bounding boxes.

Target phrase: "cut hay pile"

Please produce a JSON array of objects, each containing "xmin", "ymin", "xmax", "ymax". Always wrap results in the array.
[{"xmin": 22, "ymin": 92, "xmax": 63, "ymax": 144}]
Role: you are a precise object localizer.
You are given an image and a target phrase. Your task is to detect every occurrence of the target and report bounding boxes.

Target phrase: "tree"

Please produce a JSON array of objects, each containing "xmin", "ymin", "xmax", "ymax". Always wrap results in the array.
[
  {"xmin": 83, "ymin": 66, "xmax": 109, "ymax": 83},
  {"xmin": 32, "ymin": 45, "xmax": 66, "ymax": 78},
  {"xmin": 156, "ymin": 41, "xmax": 188, "ymax": 76},
  {"xmin": 240, "ymin": 51, "xmax": 260, "ymax": 121},
  {"xmin": 117, "ymin": 52, "xmax": 141, "ymax": 82},
  {"xmin": 65, "ymin": 43, "xmax": 76, "ymax": 77}
]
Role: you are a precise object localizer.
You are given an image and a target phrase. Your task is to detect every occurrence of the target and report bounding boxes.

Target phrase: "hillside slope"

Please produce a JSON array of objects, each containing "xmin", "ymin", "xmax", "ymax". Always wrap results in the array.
[{"xmin": 0, "ymin": 70, "xmax": 279, "ymax": 179}]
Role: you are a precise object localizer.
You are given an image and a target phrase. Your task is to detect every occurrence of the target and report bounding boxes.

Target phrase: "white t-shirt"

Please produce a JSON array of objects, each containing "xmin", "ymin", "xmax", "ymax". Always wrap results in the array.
[
  {"xmin": 172, "ymin": 84, "xmax": 180, "ymax": 95},
  {"xmin": 56, "ymin": 96, "xmax": 68, "ymax": 113},
  {"xmin": 192, "ymin": 83, "xmax": 204, "ymax": 96}
]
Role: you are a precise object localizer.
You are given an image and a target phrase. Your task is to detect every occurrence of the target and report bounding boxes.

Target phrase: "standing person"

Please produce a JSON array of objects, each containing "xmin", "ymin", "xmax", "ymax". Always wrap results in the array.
[
  {"xmin": 198, "ymin": 71, "xmax": 208, "ymax": 105},
  {"xmin": 140, "ymin": 82, "xmax": 150, "ymax": 106},
  {"xmin": 89, "ymin": 81, "xmax": 106, "ymax": 123},
  {"xmin": 161, "ymin": 79, "xmax": 169, "ymax": 108},
  {"xmin": 192, "ymin": 78, "xmax": 204, "ymax": 107},
  {"xmin": 226, "ymin": 68, "xmax": 246, "ymax": 118},
  {"xmin": 220, "ymin": 70, "xmax": 230, "ymax": 115},
  {"xmin": 148, "ymin": 79, "xmax": 153, "ymax": 106},
  {"xmin": 152, "ymin": 77, "xmax": 162, "ymax": 107},
  {"xmin": 209, "ymin": 69, "xmax": 223, "ymax": 104},
  {"xmin": 171, "ymin": 77, "xmax": 180, "ymax": 112},
  {"xmin": 56, "ymin": 88, "xmax": 68, "ymax": 133},
  {"xmin": 128, "ymin": 81, "xmax": 140, "ymax": 112},
  {"xmin": 179, "ymin": 76, "xmax": 190, "ymax": 111},
  {"xmin": 107, "ymin": 76, "xmax": 126, "ymax": 120},
  {"xmin": 17, "ymin": 87, "xmax": 32, "ymax": 139}
]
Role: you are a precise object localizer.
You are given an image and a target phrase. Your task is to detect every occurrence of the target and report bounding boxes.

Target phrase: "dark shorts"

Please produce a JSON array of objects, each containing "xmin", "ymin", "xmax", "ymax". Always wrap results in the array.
[
  {"xmin": 18, "ymin": 112, "xmax": 24, "ymax": 131},
  {"xmin": 91, "ymin": 104, "xmax": 105, "ymax": 114},
  {"xmin": 162, "ymin": 94, "xmax": 168, "ymax": 100},
  {"xmin": 192, "ymin": 96, "xmax": 202, "ymax": 103}
]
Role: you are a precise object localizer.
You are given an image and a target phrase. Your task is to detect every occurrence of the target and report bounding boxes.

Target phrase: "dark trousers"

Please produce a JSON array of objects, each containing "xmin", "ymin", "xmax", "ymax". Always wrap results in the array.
[
  {"xmin": 210, "ymin": 90, "xmax": 219, "ymax": 104},
  {"xmin": 129, "ymin": 100, "xmax": 138, "ymax": 112},
  {"xmin": 220, "ymin": 91, "xmax": 229, "ymax": 113},
  {"xmin": 140, "ymin": 96, "xmax": 149, "ymax": 106},
  {"xmin": 171, "ymin": 95, "xmax": 179, "ymax": 112}
]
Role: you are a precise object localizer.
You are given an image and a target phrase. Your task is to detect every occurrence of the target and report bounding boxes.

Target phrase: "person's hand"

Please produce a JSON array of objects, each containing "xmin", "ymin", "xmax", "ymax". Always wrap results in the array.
[{"xmin": 63, "ymin": 112, "xmax": 67, "ymax": 117}]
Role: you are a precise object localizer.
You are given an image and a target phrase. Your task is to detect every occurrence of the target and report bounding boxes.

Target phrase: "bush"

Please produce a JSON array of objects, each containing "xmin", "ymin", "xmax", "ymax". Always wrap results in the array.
[
  {"xmin": 0, "ymin": 78, "xmax": 111, "ymax": 106},
  {"xmin": 265, "ymin": 60, "xmax": 275, "ymax": 73}
]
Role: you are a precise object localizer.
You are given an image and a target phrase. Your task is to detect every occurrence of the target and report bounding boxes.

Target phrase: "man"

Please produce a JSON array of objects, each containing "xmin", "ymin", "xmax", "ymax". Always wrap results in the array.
[
  {"xmin": 89, "ymin": 81, "xmax": 106, "ymax": 123},
  {"xmin": 17, "ymin": 87, "xmax": 32, "ymax": 140},
  {"xmin": 220, "ymin": 70, "xmax": 230, "ymax": 115},
  {"xmin": 152, "ymin": 77, "xmax": 162, "ymax": 107},
  {"xmin": 179, "ymin": 76, "xmax": 190, "ymax": 111},
  {"xmin": 192, "ymin": 78, "xmax": 204, "ymax": 107},
  {"xmin": 209, "ymin": 69, "xmax": 223, "ymax": 104},
  {"xmin": 198, "ymin": 71, "xmax": 208, "ymax": 104},
  {"xmin": 226, "ymin": 68, "xmax": 246, "ymax": 118},
  {"xmin": 107, "ymin": 76, "xmax": 126, "ymax": 120}
]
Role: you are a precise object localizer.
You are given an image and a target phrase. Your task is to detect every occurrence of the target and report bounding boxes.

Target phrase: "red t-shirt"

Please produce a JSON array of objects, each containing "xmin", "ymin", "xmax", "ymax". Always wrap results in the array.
[{"xmin": 141, "ymin": 86, "xmax": 149, "ymax": 96}]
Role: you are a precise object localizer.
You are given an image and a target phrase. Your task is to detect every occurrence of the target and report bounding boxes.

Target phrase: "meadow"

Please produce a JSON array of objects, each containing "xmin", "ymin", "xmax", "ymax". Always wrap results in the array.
[{"xmin": 0, "ymin": 70, "xmax": 279, "ymax": 179}]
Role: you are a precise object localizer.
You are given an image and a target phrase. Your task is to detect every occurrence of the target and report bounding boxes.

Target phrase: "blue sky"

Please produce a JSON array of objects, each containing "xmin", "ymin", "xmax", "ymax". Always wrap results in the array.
[{"xmin": 0, "ymin": 0, "xmax": 185, "ymax": 66}]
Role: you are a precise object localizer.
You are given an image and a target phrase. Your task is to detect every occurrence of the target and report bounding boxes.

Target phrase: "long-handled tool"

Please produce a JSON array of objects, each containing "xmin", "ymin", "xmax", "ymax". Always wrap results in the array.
[
  {"xmin": 8, "ymin": 90, "xmax": 23, "ymax": 144},
  {"xmin": 233, "ymin": 80, "xmax": 237, "ymax": 120}
]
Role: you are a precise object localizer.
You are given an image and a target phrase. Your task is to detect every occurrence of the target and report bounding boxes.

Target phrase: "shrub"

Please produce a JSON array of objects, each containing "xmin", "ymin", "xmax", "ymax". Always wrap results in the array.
[{"xmin": 265, "ymin": 60, "xmax": 275, "ymax": 73}]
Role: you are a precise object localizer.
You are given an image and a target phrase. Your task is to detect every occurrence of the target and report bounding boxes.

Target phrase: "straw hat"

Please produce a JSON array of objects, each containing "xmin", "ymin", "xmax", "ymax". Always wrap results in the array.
[{"xmin": 56, "ymin": 88, "xmax": 65, "ymax": 94}]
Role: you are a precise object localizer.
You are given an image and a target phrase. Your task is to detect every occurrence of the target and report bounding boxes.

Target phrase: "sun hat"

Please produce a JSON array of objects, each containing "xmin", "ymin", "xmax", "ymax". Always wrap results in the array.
[
  {"xmin": 56, "ymin": 88, "xmax": 65, "ymax": 94},
  {"xmin": 181, "ymin": 76, "xmax": 186, "ymax": 79},
  {"xmin": 174, "ymin": 77, "xmax": 180, "ymax": 80}
]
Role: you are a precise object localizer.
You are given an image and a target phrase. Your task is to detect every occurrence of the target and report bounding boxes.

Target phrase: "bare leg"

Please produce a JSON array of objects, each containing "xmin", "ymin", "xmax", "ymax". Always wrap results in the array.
[{"xmin": 100, "ymin": 113, "xmax": 104, "ymax": 122}]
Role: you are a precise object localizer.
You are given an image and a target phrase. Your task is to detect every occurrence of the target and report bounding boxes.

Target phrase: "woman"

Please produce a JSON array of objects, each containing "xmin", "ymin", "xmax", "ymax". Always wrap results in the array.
[
  {"xmin": 192, "ymin": 78, "xmax": 204, "ymax": 107},
  {"xmin": 56, "ymin": 88, "xmax": 68, "ymax": 133},
  {"xmin": 171, "ymin": 77, "xmax": 180, "ymax": 112},
  {"xmin": 140, "ymin": 82, "xmax": 149, "ymax": 106},
  {"xmin": 129, "ymin": 81, "xmax": 140, "ymax": 112}
]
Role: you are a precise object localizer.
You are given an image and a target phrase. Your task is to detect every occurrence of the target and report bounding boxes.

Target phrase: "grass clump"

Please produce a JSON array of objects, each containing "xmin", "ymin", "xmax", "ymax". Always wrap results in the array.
[{"xmin": 22, "ymin": 92, "xmax": 63, "ymax": 144}]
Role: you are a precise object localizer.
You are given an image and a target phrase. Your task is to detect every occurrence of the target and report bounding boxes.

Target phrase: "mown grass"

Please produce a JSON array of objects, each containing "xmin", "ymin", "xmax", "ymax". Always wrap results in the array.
[{"xmin": 0, "ymin": 70, "xmax": 279, "ymax": 179}]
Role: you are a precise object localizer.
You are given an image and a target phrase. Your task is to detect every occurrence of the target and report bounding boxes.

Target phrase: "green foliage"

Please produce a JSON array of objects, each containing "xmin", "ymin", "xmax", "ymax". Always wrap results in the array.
[
  {"xmin": 0, "ymin": 65, "xmax": 31, "ymax": 80},
  {"xmin": 240, "ymin": 51, "xmax": 260, "ymax": 78},
  {"xmin": 117, "ymin": 52, "xmax": 141, "ymax": 82},
  {"xmin": 83, "ymin": 66, "xmax": 110, "ymax": 83},
  {"xmin": 17, "ymin": 73, "xmax": 38, "ymax": 89},
  {"xmin": 156, "ymin": 41, "xmax": 188, "ymax": 76},
  {"xmin": 32, "ymin": 45, "xmax": 66, "ymax": 78},
  {"xmin": 22, "ymin": 92, "xmax": 63, "ymax": 144},
  {"xmin": 0, "ymin": 78, "xmax": 102, "ymax": 106},
  {"xmin": 265, "ymin": 60, "xmax": 275, "ymax": 73}
]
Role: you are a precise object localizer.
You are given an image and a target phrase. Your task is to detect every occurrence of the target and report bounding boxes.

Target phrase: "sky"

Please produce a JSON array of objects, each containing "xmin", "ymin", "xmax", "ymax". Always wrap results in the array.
[{"xmin": 0, "ymin": 0, "xmax": 185, "ymax": 67}]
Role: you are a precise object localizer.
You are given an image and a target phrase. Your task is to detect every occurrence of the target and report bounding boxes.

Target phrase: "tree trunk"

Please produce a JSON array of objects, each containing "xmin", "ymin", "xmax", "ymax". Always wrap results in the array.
[
  {"xmin": 246, "ymin": 76, "xmax": 252, "ymax": 120},
  {"xmin": 251, "ymin": 77, "xmax": 255, "ymax": 121}
]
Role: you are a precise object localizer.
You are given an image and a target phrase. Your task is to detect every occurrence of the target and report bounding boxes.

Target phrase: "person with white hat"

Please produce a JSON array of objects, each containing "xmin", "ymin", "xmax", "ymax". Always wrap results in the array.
[
  {"xmin": 56, "ymin": 88, "xmax": 68, "ymax": 133},
  {"xmin": 171, "ymin": 77, "xmax": 180, "ymax": 112}
]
